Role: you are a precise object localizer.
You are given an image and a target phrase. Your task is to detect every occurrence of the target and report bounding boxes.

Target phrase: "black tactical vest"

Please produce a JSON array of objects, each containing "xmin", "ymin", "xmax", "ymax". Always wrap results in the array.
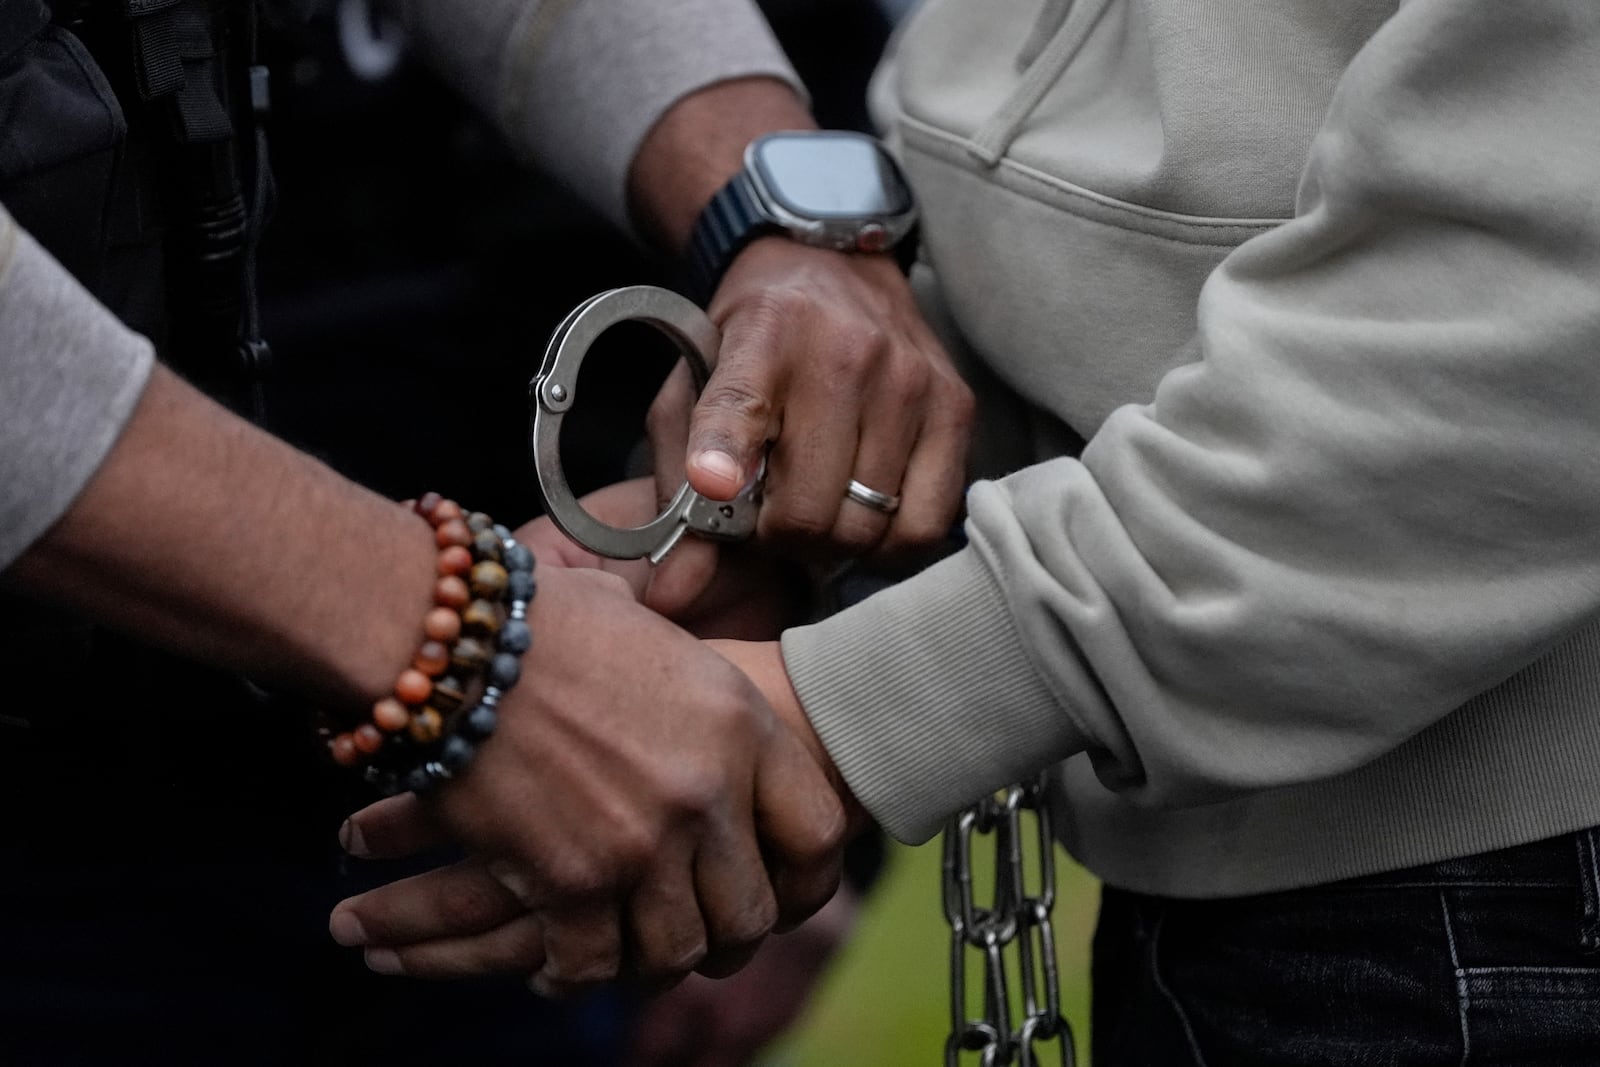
[
  {"xmin": 0, "ymin": 1, "xmax": 325, "ymax": 833},
  {"xmin": 0, "ymin": 0, "xmax": 272, "ymax": 401}
]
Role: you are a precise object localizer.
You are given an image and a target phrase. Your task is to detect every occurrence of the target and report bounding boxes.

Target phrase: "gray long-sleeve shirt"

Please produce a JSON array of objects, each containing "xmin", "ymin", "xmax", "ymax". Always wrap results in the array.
[{"xmin": 0, "ymin": 0, "xmax": 796, "ymax": 565}]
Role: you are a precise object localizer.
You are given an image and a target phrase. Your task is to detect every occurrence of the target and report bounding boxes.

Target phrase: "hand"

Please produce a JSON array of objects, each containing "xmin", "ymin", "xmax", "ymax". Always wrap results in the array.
[
  {"xmin": 330, "ymin": 568, "xmax": 846, "ymax": 994},
  {"xmin": 705, "ymin": 638, "xmax": 869, "ymax": 837},
  {"xmin": 515, "ymin": 477, "xmax": 808, "ymax": 639},
  {"xmin": 648, "ymin": 241, "xmax": 974, "ymax": 560},
  {"xmin": 626, "ymin": 882, "xmax": 861, "ymax": 1067}
]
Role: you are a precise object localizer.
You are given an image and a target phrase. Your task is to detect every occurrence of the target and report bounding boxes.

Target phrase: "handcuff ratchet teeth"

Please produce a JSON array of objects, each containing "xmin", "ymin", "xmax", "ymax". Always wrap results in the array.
[{"xmin": 529, "ymin": 285, "xmax": 762, "ymax": 564}]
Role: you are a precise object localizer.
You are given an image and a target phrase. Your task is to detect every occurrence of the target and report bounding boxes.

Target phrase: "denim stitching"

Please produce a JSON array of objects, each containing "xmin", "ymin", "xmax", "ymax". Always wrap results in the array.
[
  {"xmin": 1464, "ymin": 964, "xmax": 1600, "ymax": 976},
  {"xmin": 1149, "ymin": 912, "xmax": 1210, "ymax": 1067},
  {"xmin": 1440, "ymin": 891, "xmax": 1471, "ymax": 1066},
  {"xmin": 1577, "ymin": 831, "xmax": 1600, "ymax": 954}
]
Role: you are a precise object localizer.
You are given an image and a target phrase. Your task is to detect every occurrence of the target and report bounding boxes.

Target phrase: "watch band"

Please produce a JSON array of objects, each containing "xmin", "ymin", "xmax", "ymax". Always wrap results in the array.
[
  {"xmin": 687, "ymin": 182, "xmax": 922, "ymax": 303},
  {"xmin": 686, "ymin": 171, "xmax": 777, "ymax": 303}
]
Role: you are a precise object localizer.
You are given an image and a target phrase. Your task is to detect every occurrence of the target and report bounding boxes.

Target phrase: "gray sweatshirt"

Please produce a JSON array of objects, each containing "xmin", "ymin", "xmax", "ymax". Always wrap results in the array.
[
  {"xmin": 783, "ymin": 0, "xmax": 1600, "ymax": 895},
  {"xmin": 8, "ymin": 0, "xmax": 1600, "ymax": 898}
]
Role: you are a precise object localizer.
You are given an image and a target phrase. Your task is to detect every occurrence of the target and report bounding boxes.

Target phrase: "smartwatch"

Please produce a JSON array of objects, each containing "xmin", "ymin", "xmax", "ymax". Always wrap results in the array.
[{"xmin": 686, "ymin": 130, "xmax": 919, "ymax": 301}]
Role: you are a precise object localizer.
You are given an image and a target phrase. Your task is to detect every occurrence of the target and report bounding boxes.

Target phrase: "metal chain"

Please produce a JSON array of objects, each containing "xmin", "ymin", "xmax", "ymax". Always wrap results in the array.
[{"xmin": 942, "ymin": 775, "xmax": 1075, "ymax": 1067}]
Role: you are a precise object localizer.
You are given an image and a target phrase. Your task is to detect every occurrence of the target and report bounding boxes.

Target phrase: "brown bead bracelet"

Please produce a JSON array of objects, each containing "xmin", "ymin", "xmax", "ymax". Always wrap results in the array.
[{"xmin": 324, "ymin": 493, "xmax": 534, "ymax": 795}]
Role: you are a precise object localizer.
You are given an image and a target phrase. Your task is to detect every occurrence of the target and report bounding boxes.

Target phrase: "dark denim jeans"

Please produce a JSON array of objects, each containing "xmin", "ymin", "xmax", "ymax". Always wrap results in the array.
[{"xmin": 1093, "ymin": 829, "xmax": 1600, "ymax": 1066}]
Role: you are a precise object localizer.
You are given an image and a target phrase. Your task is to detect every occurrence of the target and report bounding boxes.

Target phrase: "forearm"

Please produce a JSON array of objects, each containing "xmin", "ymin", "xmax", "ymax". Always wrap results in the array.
[
  {"xmin": 1, "ymin": 215, "xmax": 435, "ymax": 709},
  {"xmin": 629, "ymin": 77, "xmax": 814, "ymax": 254},
  {"xmin": 8, "ymin": 365, "xmax": 435, "ymax": 707}
]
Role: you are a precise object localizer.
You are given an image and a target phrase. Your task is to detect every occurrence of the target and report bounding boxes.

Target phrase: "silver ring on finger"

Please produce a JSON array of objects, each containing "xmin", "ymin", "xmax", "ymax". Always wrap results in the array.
[{"xmin": 844, "ymin": 479, "xmax": 902, "ymax": 516}]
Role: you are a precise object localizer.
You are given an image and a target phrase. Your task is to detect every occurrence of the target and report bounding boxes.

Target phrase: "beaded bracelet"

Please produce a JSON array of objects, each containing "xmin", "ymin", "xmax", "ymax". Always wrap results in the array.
[{"xmin": 324, "ymin": 493, "xmax": 535, "ymax": 796}]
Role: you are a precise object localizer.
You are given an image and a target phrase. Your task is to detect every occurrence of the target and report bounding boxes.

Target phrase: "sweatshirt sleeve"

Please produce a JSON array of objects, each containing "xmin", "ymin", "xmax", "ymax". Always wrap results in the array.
[
  {"xmin": 782, "ymin": 0, "xmax": 1600, "ymax": 841},
  {"xmin": 400, "ymin": 0, "xmax": 803, "ymax": 232},
  {"xmin": 0, "ymin": 203, "xmax": 155, "ymax": 569}
]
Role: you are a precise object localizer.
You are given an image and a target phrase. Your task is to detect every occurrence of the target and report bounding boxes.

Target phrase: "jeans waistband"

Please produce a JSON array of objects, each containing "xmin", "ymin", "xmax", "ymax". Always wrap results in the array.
[{"xmin": 1337, "ymin": 827, "xmax": 1600, "ymax": 891}]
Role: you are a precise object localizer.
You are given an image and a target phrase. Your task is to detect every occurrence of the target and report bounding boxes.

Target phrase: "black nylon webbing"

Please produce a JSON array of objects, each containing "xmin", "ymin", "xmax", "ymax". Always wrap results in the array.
[{"xmin": 122, "ymin": 0, "xmax": 233, "ymax": 142}]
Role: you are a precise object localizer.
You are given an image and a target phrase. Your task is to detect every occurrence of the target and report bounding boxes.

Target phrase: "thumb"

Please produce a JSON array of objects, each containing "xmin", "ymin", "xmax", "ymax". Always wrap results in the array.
[{"xmin": 685, "ymin": 324, "xmax": 781, "ymax": 502}]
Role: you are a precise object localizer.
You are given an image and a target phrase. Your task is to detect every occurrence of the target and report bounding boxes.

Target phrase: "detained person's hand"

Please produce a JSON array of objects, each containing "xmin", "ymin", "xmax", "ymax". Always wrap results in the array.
[
  {"xmin": 514, "ymin": 476, "xmax": 807, "ymax": 641},
  {"xmin": 626, "ymin": 881, "xmax": 862, "ymax": 1067},
  {"xmin": 649, "ymin": 240, "xmax": 974, "ymax": 561},
  {"xmin": 328, "ymin": 567, "xmax": 845, "ymax": 993}
]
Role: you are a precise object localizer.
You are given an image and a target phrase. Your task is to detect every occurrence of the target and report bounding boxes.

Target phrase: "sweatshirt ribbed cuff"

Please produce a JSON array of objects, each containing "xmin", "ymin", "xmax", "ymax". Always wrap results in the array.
[{"xmin": 780, "ymin": 548, "xmax": 1080, "ymax": 843}]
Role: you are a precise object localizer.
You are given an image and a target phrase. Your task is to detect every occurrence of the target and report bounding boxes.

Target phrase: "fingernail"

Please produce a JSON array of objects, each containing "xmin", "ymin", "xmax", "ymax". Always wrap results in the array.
[
  {"xmin": 338, "ymin": 819, "xmax": 368, "ymax": 858},
  {"xmin": 329, "ymin": 910, "xmax": 368, "ymax": 947},
  {"xmin": 364, "ymin": 948, "xmax": 405, "ymax": 976},
  {"xmin": 692, "ymin": 449, "xmax": 742, "ymax": 486},
  {"xmin": 487, "ymin": 860, "xmax": 533, "ymax": 905},
  {"xmin": 528, "ymin": 972, "xmax": 557, "ymax": 999}
]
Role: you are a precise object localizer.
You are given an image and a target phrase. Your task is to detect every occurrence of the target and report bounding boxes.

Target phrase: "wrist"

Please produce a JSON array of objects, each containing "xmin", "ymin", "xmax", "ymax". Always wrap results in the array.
[
  {"xmin": 707, "ymin": 638, "xmax": 870, "ymax": 834},
  {"xmin": 322, "ymin": 496, "xmax": 538, "ymax": 796},
  {"xmin": 338, "ymin": 504, "xmax": 443, "ymax": 706},
  {"xmin": 628, "ymin": 77, "xmax": 816, "ymax": 254}
]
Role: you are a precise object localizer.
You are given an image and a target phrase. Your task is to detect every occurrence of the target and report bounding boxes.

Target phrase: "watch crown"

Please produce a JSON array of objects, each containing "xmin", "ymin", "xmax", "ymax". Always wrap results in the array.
[{"xmin": 857, "ymin": 223, "xmax": 890, "ymax": 253}]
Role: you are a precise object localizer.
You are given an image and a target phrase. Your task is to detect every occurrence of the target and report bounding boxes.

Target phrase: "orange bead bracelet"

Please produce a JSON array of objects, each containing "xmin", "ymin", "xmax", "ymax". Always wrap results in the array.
[{"xmin": 324, "ymin": 493, "xmax": 535, "ymax": 795}]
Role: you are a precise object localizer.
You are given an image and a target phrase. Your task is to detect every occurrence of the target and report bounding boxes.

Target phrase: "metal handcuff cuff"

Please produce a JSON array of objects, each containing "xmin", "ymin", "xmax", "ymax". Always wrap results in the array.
[{"xmin": 529, "ymin": 285, "xmax": 762, "ymax": 563}]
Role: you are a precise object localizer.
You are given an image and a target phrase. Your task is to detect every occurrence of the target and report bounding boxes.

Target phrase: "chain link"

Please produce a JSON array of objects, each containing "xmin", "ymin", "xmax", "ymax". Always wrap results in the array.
[{"xmin": 942, "ymin": 775, "xmax": 1075, "ymax": 1067}]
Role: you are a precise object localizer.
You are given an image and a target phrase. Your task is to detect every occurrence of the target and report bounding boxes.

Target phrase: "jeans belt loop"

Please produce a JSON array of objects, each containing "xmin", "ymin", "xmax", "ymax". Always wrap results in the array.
[{"xmin": 1574, "ymin": 829, "xmax": 1600, "ymax": 955}]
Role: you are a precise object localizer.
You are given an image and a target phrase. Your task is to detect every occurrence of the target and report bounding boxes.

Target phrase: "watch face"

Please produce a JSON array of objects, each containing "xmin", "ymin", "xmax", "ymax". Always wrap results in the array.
[{"xmin": 750, "ymin": 132, "xmax": 914, "ymax": 220}]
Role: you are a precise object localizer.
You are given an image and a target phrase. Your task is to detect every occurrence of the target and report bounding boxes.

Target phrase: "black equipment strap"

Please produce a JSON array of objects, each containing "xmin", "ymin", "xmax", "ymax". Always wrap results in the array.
[
  {"xmin": 110, "ymin": 0, "xmax": 274, "ymax": 409},
  {"xmin": 122, "ymin": 0, "xmax": 234, "ymax": 141}
]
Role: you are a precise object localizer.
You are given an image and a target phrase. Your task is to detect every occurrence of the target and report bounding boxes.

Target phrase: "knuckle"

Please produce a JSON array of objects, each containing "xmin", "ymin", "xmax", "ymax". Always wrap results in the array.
[
  {"xmin": 658, "ymin": 765, "xmax": 723, "ymax": 820},
  {"xmin": 638, "ymin": 934, "xmax": 707, "ymax": 982},
  {"xmin": 544, "ymin": 853, "xmax": 607, "ymax": 899},
  {"xmin": 794, "ymin": 800, "xmax": 849, "ymax": 870},
  {"xmin": 940, "ymin": 376, "xmax": 978, "ymax": 431},
  {"xmin": 598, "ymin": 796, "xmax": 668, "ymax": 878},
  {"xmin": 698, "ymin": 376, "xmax": 772, "ymax": 435},
  {"xmin": 609, "ymin": 820, "xmax": 659, "ymax": 876},
  {"xmin": 886, "ymin": 360, "xmax": 931, "ymax": 409},
  {"xmin": 723, "ymin": 889, "xmax": 779, "ymax": 949},
  {"xmin": 822, "ymin": 325, "xmax": 882, "ymax": 380}
]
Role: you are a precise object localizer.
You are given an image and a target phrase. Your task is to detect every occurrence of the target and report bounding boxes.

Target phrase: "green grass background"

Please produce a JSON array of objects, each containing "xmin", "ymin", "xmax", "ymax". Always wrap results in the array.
[{"xmin": 761, "ymin": 840, "xmax": 1099, "ymax": 1066}]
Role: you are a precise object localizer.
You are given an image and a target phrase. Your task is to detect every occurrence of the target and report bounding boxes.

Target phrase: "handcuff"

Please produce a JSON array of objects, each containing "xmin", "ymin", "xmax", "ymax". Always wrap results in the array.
[{"xmin": 528, "ymin": 285, "xmax": 762, "ymax": 564}]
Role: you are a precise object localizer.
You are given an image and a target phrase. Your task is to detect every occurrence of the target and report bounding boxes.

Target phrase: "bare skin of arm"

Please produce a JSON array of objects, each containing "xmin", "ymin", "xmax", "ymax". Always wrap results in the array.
[{"xmin": 6, "ymin": 362, "xmax": 433, "ymax": 706}]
